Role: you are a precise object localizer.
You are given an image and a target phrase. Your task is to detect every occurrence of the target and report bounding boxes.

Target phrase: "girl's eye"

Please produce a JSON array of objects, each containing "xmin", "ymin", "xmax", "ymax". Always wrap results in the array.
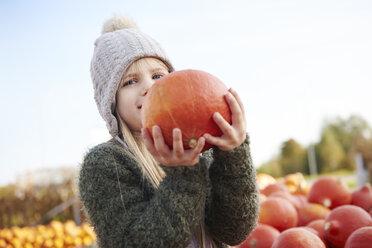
[
  {"xmin": 123, "ymin": 80, "xmax": 136, "ymax": 87},
  {"xmin": 153, "ymin": 74, "xmax": 163, "ymax": 80}
]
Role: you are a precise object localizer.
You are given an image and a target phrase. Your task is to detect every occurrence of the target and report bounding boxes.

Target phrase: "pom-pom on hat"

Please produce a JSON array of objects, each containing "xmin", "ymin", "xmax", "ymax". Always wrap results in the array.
[{"xmin": 91, "ymin": 15, "xmax": 174, "ymax": 140}]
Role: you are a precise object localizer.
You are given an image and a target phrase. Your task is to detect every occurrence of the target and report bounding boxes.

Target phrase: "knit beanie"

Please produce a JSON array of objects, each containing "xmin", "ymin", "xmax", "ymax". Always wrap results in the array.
[{"xmin": 91, "ymin": 15, "xmax": 174, "ymax": 141}]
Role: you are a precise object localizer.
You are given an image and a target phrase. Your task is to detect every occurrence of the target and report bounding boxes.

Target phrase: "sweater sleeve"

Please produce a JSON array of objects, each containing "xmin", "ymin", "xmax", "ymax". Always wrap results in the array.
[
  {"xmin": 78, "ymin": 141, "xmax": 208, "ymax": 248},
  {"xmin": 204, "ymin": 134, "xmax": 259, "ymax": 246}
]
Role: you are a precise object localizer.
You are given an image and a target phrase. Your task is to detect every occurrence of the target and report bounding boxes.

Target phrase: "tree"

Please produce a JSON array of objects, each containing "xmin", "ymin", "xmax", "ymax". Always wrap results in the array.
[
  {"xmin": 257, "ymin": 139, "xmax": 307, "ymax": 177},
  {"xmin": 257, "ymin": 158, "xmax": 283, "ymax": 178},
  {"xmin": 280, "ymin": 139, "xmax": 308, "ymax": 175},
  {"xmin": 316, "ymin": 129, "xmax": 346, "ymax": 172},
  {"xmin": 317, "ymin": 115, "xmax": 372, "ymax": 171},
  {"xmin": 257, "ymin": 115, "xmax": 372, "ymax": 176}
]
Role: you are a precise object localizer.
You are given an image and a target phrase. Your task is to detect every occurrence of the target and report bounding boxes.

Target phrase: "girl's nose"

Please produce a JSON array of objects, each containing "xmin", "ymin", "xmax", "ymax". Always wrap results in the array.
[
  {"xmin": 141, "ymin": 77, "xmax": 154, "ymax": 96},
  {"xmin": 141, "ymin": 87, "xmax": 149, "ymax": 96}
]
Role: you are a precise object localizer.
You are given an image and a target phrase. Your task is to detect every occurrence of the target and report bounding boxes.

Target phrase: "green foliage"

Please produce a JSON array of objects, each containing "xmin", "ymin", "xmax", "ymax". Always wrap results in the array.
[
  {"xmin": 257, "ymin": 139, "xmax": 308, "ymax": 177},
  {"xmin": 280, "ymin": 139, "xmax": 308, "ymax": 175},
  {"xmin": 257, "ymin": 158, "xmax": 283, "ymax": 177},
  {"xmin": 258, "ymin": 114, "xmax": 372, "ymax": 176},
  {"xmin": 323, "ymin": 115, "xmax": 372, "ymax": 152},
  {"xmin": 317, "ymin": 130, "xmax": 345, "ymax": 172},
  {"xmin": 318, "ymin": 115, "xmax": 372, "ymax": 172}
]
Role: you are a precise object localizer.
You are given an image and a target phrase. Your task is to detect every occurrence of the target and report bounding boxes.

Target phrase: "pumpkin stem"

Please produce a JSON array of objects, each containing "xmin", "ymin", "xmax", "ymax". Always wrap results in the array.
[
  {"xmin": 324, "ymin": 222, "xmax": 330, "ymax": 230},
  {"xmin": 323, "ymin": 198, "xmax": 331, "ymax": 208},
  {"xmin": 324, "ymin": 221, "xmax": 339, "ymax": 235},
  {"xmin": 249, "ymin": 238, "xmax": 258, "ymax": 248},
  {"xmin": 188, "ymin": 138, "xmax": 198, "ymax": 149}
]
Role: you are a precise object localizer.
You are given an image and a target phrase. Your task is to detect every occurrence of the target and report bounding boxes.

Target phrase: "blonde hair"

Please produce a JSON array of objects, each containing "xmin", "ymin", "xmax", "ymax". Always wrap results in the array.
[{"xmin": 116, "ymin": 113, "xmax": 165, "ymax": 187}]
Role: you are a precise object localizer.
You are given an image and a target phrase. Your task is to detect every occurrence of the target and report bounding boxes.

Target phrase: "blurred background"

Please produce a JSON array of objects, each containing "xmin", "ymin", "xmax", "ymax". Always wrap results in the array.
[{"xmin": 1, "ymin": 0, "xmax": 371, "ymax": 247}]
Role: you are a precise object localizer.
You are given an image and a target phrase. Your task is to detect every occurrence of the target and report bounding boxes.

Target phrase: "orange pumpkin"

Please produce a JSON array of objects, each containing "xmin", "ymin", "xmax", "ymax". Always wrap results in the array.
[
  {"xmin": 324, "ymin": 205, "xmax": 372, "ymax": 248},
  {"xmin": 297, "ymin": 203, "xmax": 330, "ymax": 226},
  {"xmin": 141, "ymin": 69, "xmax": 231, "ymax": 151},
  {"xmin": 271, "ymin": 227, "xmax": 326, "ymax": 248},
  {"xmin": 306, "ymin": 219, "xmax": 326, "ymax": 242},
  {"xmin": 293, "ymin": 194, "xmax": 308, "ymax": 209},
  {"xmin": 307, "ymin": 176, "xmax": 351, "ymax": 209},
  {"xmin": 269, "ymin": 191, "xmax": 307, "ymax": 211},
  {"xmin": 351, "ymin": 184, "xmax": 372, "ymax": 212},
  {"xmin": 256, "ymin": 173, "xmax": 276, "ymax": 191},
  {"xmin": 260, "ymin": 183, "xmax": 289, "ymax": 197},
  {"xmin": 258, "ymin": 193, "xmax": 267, "ymax": 203},
  {"xmin": 239, "ymin": 224, "xmax": 280, "ymax": 248},
  {"xmin": 345, "ymin": 226, "xmax": 372, "ymax": 248},
  {"xmin": 284, "ymin": 173, "xmax": 309, "ymax": 194},
  {"xmin": 258, "ymin": 197, "xmax": 298, "ymax": 231}
]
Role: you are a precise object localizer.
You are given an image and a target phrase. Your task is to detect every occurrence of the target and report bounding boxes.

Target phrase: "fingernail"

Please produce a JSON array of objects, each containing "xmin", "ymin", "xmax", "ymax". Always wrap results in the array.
[{"xmin": 173, "ymin": 128, "xmax": 179, "ymax": 135}]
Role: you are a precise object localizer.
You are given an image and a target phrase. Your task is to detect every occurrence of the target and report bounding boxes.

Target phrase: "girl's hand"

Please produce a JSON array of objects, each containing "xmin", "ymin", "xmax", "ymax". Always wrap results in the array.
[
  {"xmin": 141, "ymin": 126, "xmax": 205, "ymax": 166},
  {"xmin": 203, "ymin": 88, "xmax": 246, "ymax": 151}
]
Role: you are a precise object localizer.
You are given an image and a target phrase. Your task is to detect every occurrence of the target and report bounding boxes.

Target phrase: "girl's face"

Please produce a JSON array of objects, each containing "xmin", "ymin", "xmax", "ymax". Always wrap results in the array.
[{"xmin": 116, "ymin": 58, "xmax": 169, "ymax": 132}]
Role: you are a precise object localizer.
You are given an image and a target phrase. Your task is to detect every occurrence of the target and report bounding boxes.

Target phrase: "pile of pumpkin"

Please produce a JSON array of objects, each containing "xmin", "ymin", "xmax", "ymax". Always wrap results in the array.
[
  {"xmin": 0, "ymin": 220, "xmax": 96, "ymax": 248},
  {"xmin": 237, "ymin": 173, "xmax": 372, "ymax": 248}
]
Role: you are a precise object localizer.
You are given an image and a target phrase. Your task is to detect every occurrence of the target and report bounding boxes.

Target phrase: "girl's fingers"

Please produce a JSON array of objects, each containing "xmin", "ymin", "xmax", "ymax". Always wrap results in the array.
[
  {"xmin": 203, "ymin": 133, "xmax": 224, "ymax": 148},
  {"xmin": 229, "ymin": 88, "xmax": 245, "ymax": 117},
  {"xmin": 225, "ymin": 92, "xmax": 243, "ymax": 126},
  {"xmin": 229, "ymin": 89, "xmax": 247, "ymax": 130},
  {"xmin": 213, "ymin": 112, "xmax": 234, "ymax": 137},
  {"xmin": 152, "ymin": 126, "xmax": 171, "ymax": 157},
  {"xmin": 146, "ymin": 128, "xmax": 207, "ymax": 166},
  {"xmin": 141, "ymin": 128, "xmax": 158, "ymax": 156},
  {"xmin": 191, "ymin": 137, "xmax": 205, "ymax": 157},
  {"xmin": 172, "ymin": 128, "xmax": 184, "ymax": 158},
  {"xmin": 181, "ymin": 137, "xmax": 204, "ymax": 166}
]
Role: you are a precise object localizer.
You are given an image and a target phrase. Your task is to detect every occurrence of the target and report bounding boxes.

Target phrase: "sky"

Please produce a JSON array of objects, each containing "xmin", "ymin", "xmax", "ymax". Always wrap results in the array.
[{"xmin": 0, "ymin": 0, "xmax": 371, "ymax": 186}]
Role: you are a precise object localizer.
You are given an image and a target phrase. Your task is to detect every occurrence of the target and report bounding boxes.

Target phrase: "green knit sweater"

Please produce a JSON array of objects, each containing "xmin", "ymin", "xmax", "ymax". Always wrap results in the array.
[{"xmin": 78, "ymin": 135, "xmax": 259, "ymax": 248}]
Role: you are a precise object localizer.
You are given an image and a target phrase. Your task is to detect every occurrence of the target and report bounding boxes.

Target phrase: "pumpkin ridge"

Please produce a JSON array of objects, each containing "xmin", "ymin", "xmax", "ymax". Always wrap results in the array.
[
  {"xmin": 187, "ymin": 74, "xmax": 197, "ymax": 140},
  {"xmin": 159, "ymin": 84, "xmax": 181, "ymax": 136}
]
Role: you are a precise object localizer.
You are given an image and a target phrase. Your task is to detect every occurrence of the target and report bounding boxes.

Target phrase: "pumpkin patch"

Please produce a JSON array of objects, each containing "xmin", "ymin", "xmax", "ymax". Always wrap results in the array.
[{"xmin": 236, "ymin": 173, "xmax": 372, "ymax": 248}]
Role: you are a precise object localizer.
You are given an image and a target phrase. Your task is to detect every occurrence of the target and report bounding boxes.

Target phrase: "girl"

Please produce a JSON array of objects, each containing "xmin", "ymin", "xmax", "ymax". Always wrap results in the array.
[{"xmin": 79, "ymin": 15, "xmax": 259, "ymax": 248}]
